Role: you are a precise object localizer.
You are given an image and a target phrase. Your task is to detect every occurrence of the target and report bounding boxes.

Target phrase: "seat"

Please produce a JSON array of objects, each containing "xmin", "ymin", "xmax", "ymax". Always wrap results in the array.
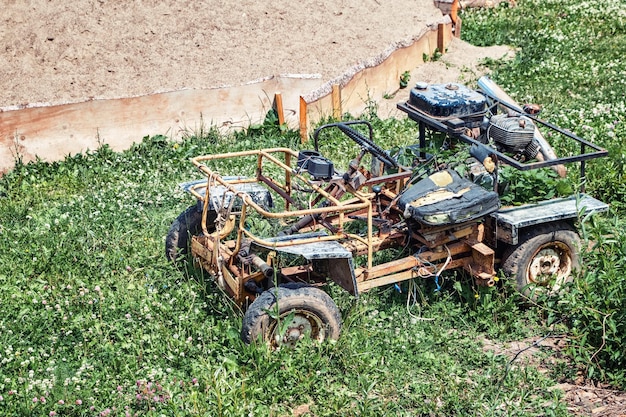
[{"xmin": 398, "ymin": 169, "xmax": 500, "ymax": 226}]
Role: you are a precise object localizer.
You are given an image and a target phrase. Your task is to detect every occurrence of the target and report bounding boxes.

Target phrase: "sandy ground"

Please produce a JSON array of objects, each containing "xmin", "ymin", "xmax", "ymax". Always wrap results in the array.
[
  {"xmin": 2, "ymin": 0, "xmax": 444, "ymax": 107},
  {"xmin": 377, "ymin": 37, "xmax": 515, "ymax": 118}
]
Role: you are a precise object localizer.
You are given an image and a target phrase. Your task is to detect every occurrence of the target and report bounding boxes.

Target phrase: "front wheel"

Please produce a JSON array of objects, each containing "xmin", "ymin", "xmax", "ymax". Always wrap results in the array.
[
  {"xmin": 165, "ymin": 205, "xmax": 216, "ymax": 263},
  {"xmin": 501, "ymin": 223, "xmax": 581, "ymax": 296},
  {"xmin": 241, "ymin": 285, "xmax": 342, "ymax": 347}
]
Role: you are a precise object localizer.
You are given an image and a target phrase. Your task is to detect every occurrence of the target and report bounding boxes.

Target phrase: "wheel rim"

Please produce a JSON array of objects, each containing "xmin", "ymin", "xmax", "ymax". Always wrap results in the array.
[
  {"xmin": 268, "ymin": 309, "xmax": 326, "ymax": 348},
  {"xmin": 527, "ymin": 242, "xmax": 573, "ymax": 290}
]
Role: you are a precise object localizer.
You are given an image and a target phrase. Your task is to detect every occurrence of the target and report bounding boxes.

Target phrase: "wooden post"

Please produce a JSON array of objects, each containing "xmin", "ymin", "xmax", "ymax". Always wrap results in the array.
[
  {"xmin": 437, "ymin": 23, "xmax": 446, "ymax": 53},
  {"xmin": 455, "ymin": 16, "xmax": 462, "ymax": 38},
  {"xmin": 331, "ymin": 84, "xmax": 342, "ymax": 120},
  {"xmin": 274, "ymin": 92, "xmax": 285, "ymax": 126},
  {"xmin": 299, "ymin": 96, "xmax": 308, "ymax": 144}
]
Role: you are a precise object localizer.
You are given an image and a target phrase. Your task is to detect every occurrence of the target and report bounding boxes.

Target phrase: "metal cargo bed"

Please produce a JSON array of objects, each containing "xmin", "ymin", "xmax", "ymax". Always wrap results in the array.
[{"xmin": 490, "ymin": 194, "xmax": 609, "ymax": 245}]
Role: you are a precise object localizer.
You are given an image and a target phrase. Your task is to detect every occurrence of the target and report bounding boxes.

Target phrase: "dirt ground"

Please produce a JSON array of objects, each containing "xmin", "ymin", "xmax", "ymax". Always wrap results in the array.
[
  {"xmin": 3, "ymin": 1, "xmax": 625, "ymax": 414},
  {"xmin": 2, "ymin": 0, "xmax": 445, "ymax": 107},
  {"xmin": 483, "ymin": 337, "xmax": 626, "ymax": 417}
]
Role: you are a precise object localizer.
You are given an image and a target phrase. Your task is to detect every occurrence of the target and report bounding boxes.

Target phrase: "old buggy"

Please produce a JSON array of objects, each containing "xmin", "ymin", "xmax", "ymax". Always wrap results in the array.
[{"xmin": 165, "ymin": 76, "xmax": 608, "ymax": 347}]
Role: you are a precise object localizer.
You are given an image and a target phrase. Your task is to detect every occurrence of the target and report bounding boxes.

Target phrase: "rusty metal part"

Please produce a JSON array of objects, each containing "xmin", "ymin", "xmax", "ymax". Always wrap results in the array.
[
  {"xmin": 355, "ymin": 240, "xmax": 468, "ymax": 291},
  {"xmin": 466, "ymin": 241, "xmax": 496, "ymax": 286}
]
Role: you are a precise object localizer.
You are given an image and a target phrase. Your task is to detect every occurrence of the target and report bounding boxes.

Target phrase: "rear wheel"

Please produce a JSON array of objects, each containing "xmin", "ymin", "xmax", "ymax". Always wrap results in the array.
[
  {"xmin": 165, "ymin": 205, "xmax": 216, "ymax": 263},
  {"xmin": 501, "ymin": 223, "xmax": 580, "ymax": 296},
  {"xmin": 241, "ymin": 284, "xmax": 342, "ymax": 347}
]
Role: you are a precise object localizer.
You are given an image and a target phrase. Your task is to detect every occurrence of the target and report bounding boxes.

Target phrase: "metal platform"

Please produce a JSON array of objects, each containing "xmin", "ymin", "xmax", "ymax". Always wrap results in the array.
[{"xmin": 490, "ymin": 193, "xmax": 609, "ymax": 245}]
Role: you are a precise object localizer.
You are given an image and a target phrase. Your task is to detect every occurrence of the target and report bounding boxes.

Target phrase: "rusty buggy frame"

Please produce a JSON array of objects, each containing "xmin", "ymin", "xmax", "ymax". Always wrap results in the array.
[{"xmin": 165, "ymin": 77, "xmax": 609, "ymax": 346}]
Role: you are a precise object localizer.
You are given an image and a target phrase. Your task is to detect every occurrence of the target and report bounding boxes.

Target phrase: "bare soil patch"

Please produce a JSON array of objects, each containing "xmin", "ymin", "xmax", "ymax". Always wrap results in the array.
[{"xmin": 483, "ymin": 337, "xmax": 626, "ymax": 416}]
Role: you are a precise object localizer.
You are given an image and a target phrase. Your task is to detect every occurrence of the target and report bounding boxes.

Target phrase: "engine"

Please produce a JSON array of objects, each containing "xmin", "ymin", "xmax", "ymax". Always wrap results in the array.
[
  {"xmin": 407, "ymin": 82, "xmax": 540, "ymax": 161},
  {"xmin": 488, "ymin": 113, "xmax": 539, "ymax": 160}
]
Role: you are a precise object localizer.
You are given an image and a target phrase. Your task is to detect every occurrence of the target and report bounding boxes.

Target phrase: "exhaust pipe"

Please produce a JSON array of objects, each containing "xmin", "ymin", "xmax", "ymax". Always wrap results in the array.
[
  {"xmin": 250, "ymin": 254, "xmax": 275, "ymax": 279},
  {"xmin": 238, "ymin": 239, "xmax": 275, "ymax": 279}
]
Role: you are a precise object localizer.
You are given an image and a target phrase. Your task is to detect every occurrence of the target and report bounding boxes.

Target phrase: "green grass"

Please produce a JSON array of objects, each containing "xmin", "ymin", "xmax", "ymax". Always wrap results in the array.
[
  {"xmin": 1, "ymin": 0, "xmax": 625, "ymax": 415},
  {"xmin": 0, "ymin": 123, "xmax": 573, "ymax": 417}
]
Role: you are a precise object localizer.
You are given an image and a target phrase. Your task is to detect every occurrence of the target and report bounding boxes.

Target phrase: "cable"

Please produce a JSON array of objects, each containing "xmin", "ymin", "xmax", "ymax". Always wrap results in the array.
[
  {"xmin": 411, "ymin": 245, "xmax": 452, "ymax": 291},
  {"xmin": 433, "ymin": 245, "xmax": 452, "ymax": 292},
  {"xmin": 400, "ymin": 242, "xmax": 454, "ymax": 320},
  {"xmin": 405, "ymin": 278, "xmax": 435, "ymax": 321}
]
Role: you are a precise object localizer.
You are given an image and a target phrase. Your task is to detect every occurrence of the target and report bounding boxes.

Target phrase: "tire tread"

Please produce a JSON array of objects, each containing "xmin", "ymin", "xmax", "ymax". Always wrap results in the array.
[{"xmin": 241, "ymin": 285, "xmax": 341, "ymax": 344}]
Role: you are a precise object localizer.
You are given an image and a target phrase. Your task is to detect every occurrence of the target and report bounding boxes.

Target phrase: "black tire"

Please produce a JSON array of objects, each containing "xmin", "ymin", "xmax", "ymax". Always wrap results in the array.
[
  {"xmin": 241, "ymin": 284, "xmax": 342, "ymax": 347},
  {"xmin": 165, "ymin": 205, "xmax": 216, "ymax": 262},
  {"xmin": 501, "ymin": 223, "xmax": 581, "ymax": 296}
]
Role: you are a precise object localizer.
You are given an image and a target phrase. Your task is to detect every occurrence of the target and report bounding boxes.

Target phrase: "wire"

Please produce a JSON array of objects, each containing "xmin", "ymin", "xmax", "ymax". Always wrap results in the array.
[
  {"xmin": 493, "ymin": 318, "xmax": 565, "ymax": 403},
  {"xmin": 405, "ymin": 278, "xmax": 435, "ymax": 321},
  {"xmin": 411, "ymin": 245, "xmax": 452, "ymax": 291},
  {"xmin": 399, "ymin": 244, "xmax": 454, "ymax": 321},
  {"xmin": 433, "ymin": 245, "xmax": 452, "ymax": 292}
]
